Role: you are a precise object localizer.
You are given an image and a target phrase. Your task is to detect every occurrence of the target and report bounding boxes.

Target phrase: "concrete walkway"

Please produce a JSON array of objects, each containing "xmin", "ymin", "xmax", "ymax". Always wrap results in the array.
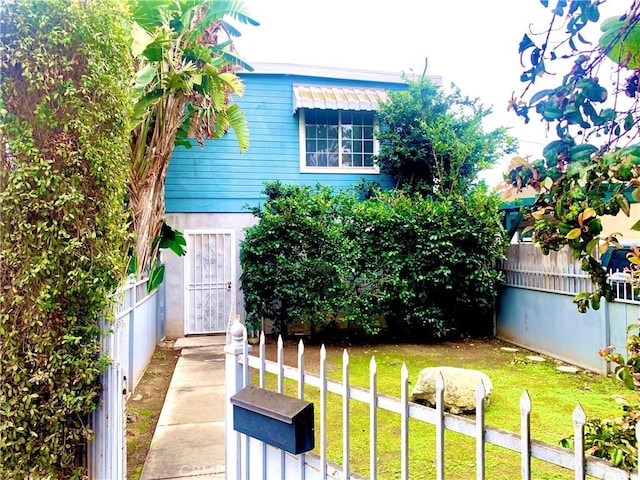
[{"xmin": 139, "ymin": 336, "xmax": 227, "ymax": 480}]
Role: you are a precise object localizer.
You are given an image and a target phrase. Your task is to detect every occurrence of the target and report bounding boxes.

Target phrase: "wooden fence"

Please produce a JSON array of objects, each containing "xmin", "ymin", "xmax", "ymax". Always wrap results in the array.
[{"xmin": 225, "ymin": 323, "xmax": 636, "ymax": 480}]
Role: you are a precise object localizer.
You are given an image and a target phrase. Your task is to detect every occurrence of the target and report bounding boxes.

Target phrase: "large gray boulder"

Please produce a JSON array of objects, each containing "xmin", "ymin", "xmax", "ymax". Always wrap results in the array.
[{"xmin": 410, "ymin": 366, "xmax": 492, "ymax": 414}]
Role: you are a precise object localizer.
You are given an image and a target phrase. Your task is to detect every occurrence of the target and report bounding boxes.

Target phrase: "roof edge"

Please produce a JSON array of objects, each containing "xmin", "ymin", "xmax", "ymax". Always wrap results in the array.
[{"xmin": 241, "ymin": 62, "xmax": 442, "ymax": 86}]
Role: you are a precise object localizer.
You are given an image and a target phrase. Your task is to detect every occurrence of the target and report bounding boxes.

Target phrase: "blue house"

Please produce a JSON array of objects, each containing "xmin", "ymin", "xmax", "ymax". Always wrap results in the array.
[{"xmin": 163, "ymin": 63, "xmax": 442, "ymax": 338}]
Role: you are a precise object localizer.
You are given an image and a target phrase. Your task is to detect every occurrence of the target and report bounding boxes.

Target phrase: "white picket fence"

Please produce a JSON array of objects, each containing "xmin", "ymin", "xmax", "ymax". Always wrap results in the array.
[{"xmin": 225, "ymin": 323, "xmax": 638, "ymax": 480}]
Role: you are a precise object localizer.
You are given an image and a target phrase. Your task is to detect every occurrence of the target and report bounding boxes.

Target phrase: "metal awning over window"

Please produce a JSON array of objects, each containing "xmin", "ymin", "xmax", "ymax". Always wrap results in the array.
[{"xmin": 292, "ymin": 84, "xmax": 388, "ymax": 113}]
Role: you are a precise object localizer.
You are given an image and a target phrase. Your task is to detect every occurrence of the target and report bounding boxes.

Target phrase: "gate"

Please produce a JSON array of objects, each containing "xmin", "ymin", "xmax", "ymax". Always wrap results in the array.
[{"xmin": 184, "ymin": 229, "xmax": 235, "ymax": 335}]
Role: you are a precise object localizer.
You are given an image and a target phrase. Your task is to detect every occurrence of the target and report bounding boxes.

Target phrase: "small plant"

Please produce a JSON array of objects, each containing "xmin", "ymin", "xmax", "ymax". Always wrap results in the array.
[
  {"xmin": 561, "ymin": 396, "xmax": 640, "ymax": 472},
  {"xmin": 599, "ymin": 246, "xmax": 640, "ymax": 389},
  {"xmin": 572, "ymin": 316, "xmax": 640, "ymax": 472},
  {"xmin": 600, "ymin": 323, "xmax": 640, "ymax": 390}
]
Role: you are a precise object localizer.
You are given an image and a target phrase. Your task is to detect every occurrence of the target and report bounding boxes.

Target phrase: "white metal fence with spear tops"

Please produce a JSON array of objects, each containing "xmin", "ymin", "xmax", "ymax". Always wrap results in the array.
[{"xmin": 225, "ymin": 323, "xmax": 639, "ymax": 480}]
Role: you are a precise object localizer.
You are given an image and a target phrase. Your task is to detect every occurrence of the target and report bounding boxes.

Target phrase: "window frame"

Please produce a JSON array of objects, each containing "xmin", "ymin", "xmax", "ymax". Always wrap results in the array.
[{"xmin": 298, "ymin": 109, "xmax": 380, "ymax": 174}]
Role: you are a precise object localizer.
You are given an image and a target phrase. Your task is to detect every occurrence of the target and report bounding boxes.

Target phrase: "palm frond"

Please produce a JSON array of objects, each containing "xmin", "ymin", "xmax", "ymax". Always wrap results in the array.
[
  {"xmin": 226, "ymin": 103, "xmax": 249, "ymax": 152},
  {"xmin": 217, "ymin": 18, "xmax": 242, "ymax": 37},
  {"xmin": 207, "ymin": 0, "xmax": 259, "ymax": 26},
  {"xmin": 220, "ymin": 50, "xmax": 254, "ymax": 71},
  {"xmin": 130, "ymin": 0, "xmax": 175, "ymax": 32},
  {"xmin": 129, "ymin": 0, "xmax": 255, "ymax": 274},
  {"xmin": 219, "ymin": 71, "xmax": 245, "ymax": 96}
]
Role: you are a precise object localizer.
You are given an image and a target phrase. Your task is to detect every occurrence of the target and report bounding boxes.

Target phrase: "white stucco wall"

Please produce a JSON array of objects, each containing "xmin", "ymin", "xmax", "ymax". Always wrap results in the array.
[{"xmin": 162, "ymin": 213, "xmax": 258, "ymax": 339}]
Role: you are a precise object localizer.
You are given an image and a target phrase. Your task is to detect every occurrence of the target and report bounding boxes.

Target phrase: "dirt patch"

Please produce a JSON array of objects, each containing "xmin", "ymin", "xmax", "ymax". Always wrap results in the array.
[
  {"xmin": 126, "ymin": 341, "xmax": 181, "ymax": 480},
  {"xmin": 250, "ymin": 337, "xmax": 345, "ymax": 371}
]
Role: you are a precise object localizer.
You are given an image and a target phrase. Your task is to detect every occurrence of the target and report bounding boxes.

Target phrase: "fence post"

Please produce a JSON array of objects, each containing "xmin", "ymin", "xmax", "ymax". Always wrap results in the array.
[
  {"xmin": 573, "ymin": 405, "xmax": 586, "ymax": 480},
  {"xmin": 475, "ymin": 381, "xmax": 485, "ymax": 480},
  {"xmin": 435, "ymin": 372, "xmax": 444, "ymax": 480},
  {"xmin": 520, "ymin": 391, "xmax": 531, "ymax": 480},
  {"xmin": 225, "ymin": 321, "xmax": 246, "ymax": 480},
  {"xmin": 157, "ymin": 271, "xmax": 166, "ymax": 342},
  {"xmin": 126, "ymin": 274, "xmax": 136, "ymax": 397},
  {"xmin": 600, "ymin": 303, "xmax": 611, "ymax": 375}
]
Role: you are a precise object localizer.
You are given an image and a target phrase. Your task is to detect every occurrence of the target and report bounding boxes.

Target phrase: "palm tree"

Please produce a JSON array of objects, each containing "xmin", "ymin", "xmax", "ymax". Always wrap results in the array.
[{"xmin": 129, "ymin": 0, "xmax": 257, "ymax": 273}]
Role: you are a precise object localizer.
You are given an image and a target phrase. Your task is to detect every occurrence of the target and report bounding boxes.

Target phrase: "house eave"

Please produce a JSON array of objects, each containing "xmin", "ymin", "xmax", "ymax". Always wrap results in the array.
[{"xmin": 241, "ymin": 62, "xmax": 442, "ymax": 86}]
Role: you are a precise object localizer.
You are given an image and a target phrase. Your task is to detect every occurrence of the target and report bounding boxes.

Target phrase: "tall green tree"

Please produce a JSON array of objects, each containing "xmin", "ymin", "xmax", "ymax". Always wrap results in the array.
[
  {"xmin": 0, "ymin": 0, "xmax": 133, "ymax": 477},
  {"xmin": 376, "ymin": 77, "xmax": 516, "ymax": 196},
  {"xmin": 506, "ymin": 0, "xmax": 640, "ymax": 311},
  {"xmin": 128, "ymin": 0, "xmax": 257, "ymax": 273}
]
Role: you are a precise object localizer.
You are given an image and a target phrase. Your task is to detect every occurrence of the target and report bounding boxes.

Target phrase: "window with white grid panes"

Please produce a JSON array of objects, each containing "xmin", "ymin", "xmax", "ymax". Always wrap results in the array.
[{"xmin": 299, "ymin": 109, "xmax": 379, "ymax": 173}]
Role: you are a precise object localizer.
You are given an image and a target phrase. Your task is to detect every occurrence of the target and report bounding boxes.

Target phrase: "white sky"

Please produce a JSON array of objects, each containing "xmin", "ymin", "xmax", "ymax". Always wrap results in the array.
[{"xmin": 233, "ymin": 0, "xmax": 622, "ymax": 187}]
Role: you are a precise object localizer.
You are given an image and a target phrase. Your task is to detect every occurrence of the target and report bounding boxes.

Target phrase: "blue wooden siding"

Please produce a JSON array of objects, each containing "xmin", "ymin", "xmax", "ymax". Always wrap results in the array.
[{"xmin": 165, "ymin": 73, "xmax": 403, "ymax": 213}]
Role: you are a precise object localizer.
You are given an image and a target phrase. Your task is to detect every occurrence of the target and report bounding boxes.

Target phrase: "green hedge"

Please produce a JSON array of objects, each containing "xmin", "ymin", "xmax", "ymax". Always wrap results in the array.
[
  {"xmin": 240, "ymin": 182, "xmax": 506, "ymax": 340},
  {"xmin": 0, "ymin": 1, "xmax": 133, "ymax": 478},
  {"xmin": 240, "ymin": 182, "xmax": 354, "ymax": 336}
]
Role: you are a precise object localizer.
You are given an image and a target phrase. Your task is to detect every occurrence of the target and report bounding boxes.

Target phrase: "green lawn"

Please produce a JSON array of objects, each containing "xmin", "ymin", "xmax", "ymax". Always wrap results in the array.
[{"xmin": 254, "ymin": 338, "xmax": 631, "ymax": 480}]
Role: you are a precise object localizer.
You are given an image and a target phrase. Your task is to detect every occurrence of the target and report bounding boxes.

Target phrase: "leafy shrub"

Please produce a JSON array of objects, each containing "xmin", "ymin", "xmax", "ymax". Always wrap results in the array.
[
  {"xmin": 600, "ymin": 322, "xmax": 640, "ymax": 391},
  {"xmin": 561, "ymin": 396, "xmax": 640, "ymax": 472},
  {"xmin": 375, "ymin": 77, "xmax": 515, "ymax": 196},
  {"xmin": 343, "ymin": 187, "xmax": 506, "ymax": 339},
  {"xmin": 0, "ymin": 1, "xmax": 133, "ymax": 478},
  {"xmin": 240, "ymin": 182, "xmax": 353, "ymax": 336},
  {"xmin": 240, "ymin": 183, "xmax": 506, "ymax": 340}
]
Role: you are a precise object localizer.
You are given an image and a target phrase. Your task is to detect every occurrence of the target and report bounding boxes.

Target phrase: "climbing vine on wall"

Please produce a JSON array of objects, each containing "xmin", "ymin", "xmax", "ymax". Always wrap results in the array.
[{"xmin": 0, "ymin": 0, "xmax": 133, "ymax": 477}]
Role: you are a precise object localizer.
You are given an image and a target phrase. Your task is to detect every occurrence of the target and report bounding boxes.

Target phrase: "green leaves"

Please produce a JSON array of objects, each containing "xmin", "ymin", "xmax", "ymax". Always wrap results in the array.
[
  {"xmin": 507, "ymin": 2, "xmax": 640, "ymax": 317},
  {"xmin": 577, "ymin": 77, "xmax": 608, "ymax": 102},
  {"xmin": 129, "ymin": 0, "xmax": 256, "ymax": 272},
  {"xmin": 134, "ymin": 64, "xmax": 156, "ymax": 91},
  {"xmin": 240, "ymin": 183, "xmax": 506, "ymax": 340},
  {"xmin": 600, "ymin": 15, "xmax": 640, "ymax": 69},
  {"xmin": 512, "ymin": 2, "xmax": 640, "ymax": 147},
  {"xmin": 563, "ymin": 397, "xmax": 640, "ymax": 472},
  {"xmin": 518, "ymin": 34, "xmax": 535, "ymax": 53},
  {"xmin": 375, "ymin": 77, "xmax": 515, "ymax": 197},
  {"xmin": 570, "ymin": 143, "xmax": 598, "ymax": 161},
  {"xmin": 131, "ymin": 21, "xmax": 153, "ymax": 56},
  {"xmin": 566, "ymin": 228, "xmax": 582, "ymax": 240},
  {"xmin": 156, "ymin": 222, "xmax": 186, "ymax": 257},
  {"xmin": 0, "ymin": 0, "xmax": 133, "ymax": 477},
  {"xmin": 542, "ymin": 140, "xmax": 569, "ymax": 164},
  {"xmin": 581, "ymin": 341, "xmax": 640, "ymax": 470},
  {"xmin": 147, "ymin": 260, "xmax": 165, "ymax": 292}
]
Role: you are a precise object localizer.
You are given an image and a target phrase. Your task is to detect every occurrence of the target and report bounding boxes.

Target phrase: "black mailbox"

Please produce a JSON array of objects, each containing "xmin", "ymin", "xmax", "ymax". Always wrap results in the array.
[{"xmin": 230, "ymin": 386, "xmax": 314, "ymax": 455}]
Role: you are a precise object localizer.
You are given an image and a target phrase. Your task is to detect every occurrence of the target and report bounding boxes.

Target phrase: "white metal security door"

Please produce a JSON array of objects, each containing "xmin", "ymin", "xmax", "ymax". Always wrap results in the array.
[{"xmin": 184, "ymin": 230, "xmax": 235, "ymax": 335}]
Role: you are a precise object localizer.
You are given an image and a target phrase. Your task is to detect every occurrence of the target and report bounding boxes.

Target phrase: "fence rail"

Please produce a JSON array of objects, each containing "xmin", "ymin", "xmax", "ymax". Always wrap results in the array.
[
  {"xmin": 500, "ymin": 264, "xmax": 596, "ymax": 296},
  {"xmin": 225, "ymin": 324, "xmax": 636, "ymax": 480}
]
